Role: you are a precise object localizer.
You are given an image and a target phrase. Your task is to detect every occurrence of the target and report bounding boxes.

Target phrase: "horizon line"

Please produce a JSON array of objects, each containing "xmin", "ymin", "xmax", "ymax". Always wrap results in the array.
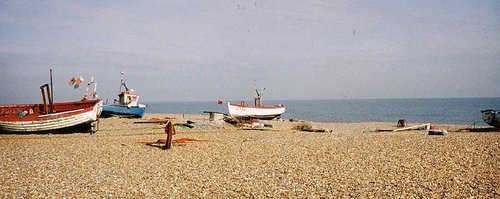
[{"xmin": 143, "ymin": 96, "xmax": 500, "ymax": 103}]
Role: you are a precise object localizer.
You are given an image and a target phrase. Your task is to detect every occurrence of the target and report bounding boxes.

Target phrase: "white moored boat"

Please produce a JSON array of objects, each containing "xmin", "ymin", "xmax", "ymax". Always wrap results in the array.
[
  {"xmin": 227, "ymin": 87, "xmax": 285, "ymax": 120},
  {"xmin": 227, "ymin": 102, "xmax": 285, "ymax": 120}
]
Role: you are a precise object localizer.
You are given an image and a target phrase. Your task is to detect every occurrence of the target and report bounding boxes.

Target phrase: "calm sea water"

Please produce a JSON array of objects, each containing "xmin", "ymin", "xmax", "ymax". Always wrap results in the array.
[{"xmin": 145, "ymin": 98, "xmax": 500, "ymax": 125}]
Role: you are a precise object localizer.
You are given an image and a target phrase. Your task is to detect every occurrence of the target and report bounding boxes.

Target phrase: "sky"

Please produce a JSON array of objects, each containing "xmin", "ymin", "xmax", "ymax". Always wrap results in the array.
[{"xmin": 0, "ymin": 0, "xmax": 499, "ymax": 104}]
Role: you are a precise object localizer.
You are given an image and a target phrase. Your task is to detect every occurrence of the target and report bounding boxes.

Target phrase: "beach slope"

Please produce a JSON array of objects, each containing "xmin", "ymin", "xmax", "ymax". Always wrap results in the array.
[{"xmin": 1, "ymin": 114, "xmax": 498, "ymax": 197}]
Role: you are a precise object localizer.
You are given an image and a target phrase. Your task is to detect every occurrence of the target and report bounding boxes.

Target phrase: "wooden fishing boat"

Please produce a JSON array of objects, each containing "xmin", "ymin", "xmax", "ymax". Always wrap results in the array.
[
  {"xmin": 101, "ymin": 72, "xmax": 146, "ymax": 118},
  {"xmin": 0, "ymin": 71, "xmax": 102, "ymax": 133},
  {"xmin": 0, "ymin": 99, "xmax": 102, "ymax": 133},
  {"xmin": 481, "ymin": 109, "xmax": 500, "ymax": 128},
  {"xmin": 227, "ymin": 87, "xmax": 285, "ymax": 120}
]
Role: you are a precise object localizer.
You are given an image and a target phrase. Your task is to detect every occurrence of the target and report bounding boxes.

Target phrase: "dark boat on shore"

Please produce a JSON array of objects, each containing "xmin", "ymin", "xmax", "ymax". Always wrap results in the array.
[{"xmin": 481, "ymin": 109, "xmax": 500, "ymax": 128}]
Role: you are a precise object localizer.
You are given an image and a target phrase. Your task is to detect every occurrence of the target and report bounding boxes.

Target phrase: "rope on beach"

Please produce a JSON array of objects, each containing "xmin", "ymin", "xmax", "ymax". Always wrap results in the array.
[
  {"xmin": 137, "ymin": 138, "xmax": 209, "ymax": 145},
  {"xmin": 137, "ymin": 120, "xmax": 209, "ymax": 149}
]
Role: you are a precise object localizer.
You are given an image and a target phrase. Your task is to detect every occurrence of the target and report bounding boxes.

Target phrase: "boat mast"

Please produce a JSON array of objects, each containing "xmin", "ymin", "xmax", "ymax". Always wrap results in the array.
[
  {"xmin": 85, "ymin": 76, "xmax": 97, "ymax": 100},
  {"xmin": 49, "ymin": 69, "xmax": 54, "ymax": 113},
  {"xmin": 120, "ymin": 71, "xmax": 129, "ymax": 92},
  {"xmin": 93, "ymin": 78, "xmax": 97, "ymax": 99},
  {"xmin": 254, "ymin": 87, "xmax": 265, "ymax": 106},
  {"xmin": 120, "ymin": 71, "xmax": 124, "ymax": 92},
  {"xmin": 253, "ymin": 81, "xmax": 266, "ymax": 106}
]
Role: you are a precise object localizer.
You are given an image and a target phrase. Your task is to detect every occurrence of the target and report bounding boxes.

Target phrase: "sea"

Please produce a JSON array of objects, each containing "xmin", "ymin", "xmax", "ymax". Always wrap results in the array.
[{"xmin": 144, "ymin": 98, "xmax": 500, "ymax": 125}]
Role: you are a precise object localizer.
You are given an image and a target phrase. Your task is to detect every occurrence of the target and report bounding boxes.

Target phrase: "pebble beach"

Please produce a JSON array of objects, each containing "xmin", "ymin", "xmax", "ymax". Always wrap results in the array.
[{"xmin": 1, "ymin": 113, "xmax": 498, "ymax": 198}]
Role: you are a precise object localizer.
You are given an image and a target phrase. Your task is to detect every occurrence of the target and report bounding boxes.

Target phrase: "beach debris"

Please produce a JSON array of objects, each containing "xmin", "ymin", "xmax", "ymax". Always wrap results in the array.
[
  {"xmin": 223, "ymin": 116, "xmax": 273, "ymax": 129},
  {"xmin": 457, "ymin": 127, "xmax": 499, "ymax": 132},
  {"xmin": 365, "ymin": 123, "xmax": 437, "ymax": 134},
  {"xmin": 292, "ymin": 122, "xmax": 331, "ymax": 133},
  {"xmin": 247, "ymin": 118, "xmax": 273, "ymax": 129},
  {"xmin": 173, "ymin": 138, "xmax": 209, "ymax": 143},
  {"xmin": 134, "ymin": 118, "xmax": 171, "ymax": 124},
  {"xmin": 375, "ymin": 129, "xmax": 394, "ymax": 132},
  {"xmin": 251, "ymin": 122, "xmax": 273, "ymax": 128},
  {"xmin": 397, "ymin": 119, "xmax": 406, "ymax": 127},
  {"xmin": 301, "ymin": 129, "xmax": 332, "ymax": 133},
  {"xmin": 138, "ymin": 138, "xmax": 209, "ymax": 145},
  {"xmin": 428, "ymin": 129, "xmax": 448, "ymax": 136},
  {"xmin": 203, "ymin": 111, "xmax": 226, "ymax": 121},
  {"xmin": 223, "ymin": 116, "xmax": 239, "ymax": 125},
  {"xmin": 289, "ymin": 118, "xmax": 301, "ymax": 122},
  {"xmin": 224, "ymin": 116, "xmax": 250, "ymax": 126},
  {"xmin": 245, "ymin": 118, "xmax": 269, "ymax": 128},
  {"xmin": 393, "ymin": 123, "xmax": 432, "ymax": 132},
  {"xmin": 175, "ymin": 122, "xmax": 195, "ymax": 128},
  {"xmin": 175, "ymin": 123, "xmax": 195, "ymax": 128},
  {"xmin": 363, "ymin": 128, "xmax": 394, "ymax": 133},
  {"xmin": 292, "ymin": 122, "xmax": 312, "ymax": 131},
  {"xmin": 365, "ymin": 124, "xmax": 449, "ymax": 135},
  {"xmin": 137, "ymin": 121, "xmax": 209, "ymax": 149}
]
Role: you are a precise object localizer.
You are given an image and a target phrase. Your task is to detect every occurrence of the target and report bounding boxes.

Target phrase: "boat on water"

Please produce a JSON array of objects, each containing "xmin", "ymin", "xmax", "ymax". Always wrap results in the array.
[
  {"xmin": 227, "ymin": 88, "xmax": 285, "ymax": 120},
  {"xmin": 0, "ymin": 70, "xmax": 102, "ymax": 133},
  {"xmin": 101, "ymin": 72, "xmax": 146, "ymax": 118},
  {"xmin": 481, "ymin": 109, "xmax": 500, "ymax": 128}
]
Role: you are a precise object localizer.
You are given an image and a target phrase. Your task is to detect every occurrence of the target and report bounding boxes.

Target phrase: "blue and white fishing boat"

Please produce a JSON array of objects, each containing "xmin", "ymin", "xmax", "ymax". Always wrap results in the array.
[{"xmin": 101, "ymin": 72, "xmax": 146, "ymax": 118}]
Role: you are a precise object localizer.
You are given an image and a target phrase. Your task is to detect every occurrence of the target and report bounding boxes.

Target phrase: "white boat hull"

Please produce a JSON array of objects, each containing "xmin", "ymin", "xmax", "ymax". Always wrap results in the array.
[{"xmin": 227, "ymin": 102, "xmax": 285, "ymax": 119}]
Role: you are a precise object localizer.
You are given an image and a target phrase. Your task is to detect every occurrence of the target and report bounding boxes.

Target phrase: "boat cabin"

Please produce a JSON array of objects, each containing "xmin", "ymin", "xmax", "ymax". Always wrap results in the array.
[{"xmin": 117, "ymin": 90, "xmax": 141, "ymax": 107}]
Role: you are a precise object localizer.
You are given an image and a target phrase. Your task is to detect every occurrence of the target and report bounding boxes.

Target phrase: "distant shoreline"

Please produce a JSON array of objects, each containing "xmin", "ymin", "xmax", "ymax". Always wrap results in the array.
[
  {"xmin": 142, "ymin": 96, "xmax": 500, "ymax": 104},
  {"xmin": 141, "ymin": 98, "xmax": 499, "ymax": 125}
]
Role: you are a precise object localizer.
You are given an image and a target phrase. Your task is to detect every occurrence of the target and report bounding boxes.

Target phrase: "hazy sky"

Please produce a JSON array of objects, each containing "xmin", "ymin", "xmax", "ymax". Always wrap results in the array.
[{"xmin": 1, "ymin": 1, "xmax": 499, "ymax": 104}]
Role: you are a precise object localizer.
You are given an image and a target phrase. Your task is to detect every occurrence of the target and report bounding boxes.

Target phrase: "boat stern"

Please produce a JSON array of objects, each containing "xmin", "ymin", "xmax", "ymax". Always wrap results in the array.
[{"xmin": 95, "ymin": 100, "xmax": 104, "ymax": 119}]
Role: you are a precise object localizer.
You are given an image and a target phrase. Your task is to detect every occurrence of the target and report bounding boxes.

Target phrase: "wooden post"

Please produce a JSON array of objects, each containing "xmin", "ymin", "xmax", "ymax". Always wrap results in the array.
[
  {"xmin": 49, "ymin": 69, "xmax": 54, "ymax": 113},
  {"xmin": 162, "ymin": 121, "xmax": 175, "ymax": 150},
  {"xmin": 40, "ymin": 84, "xmax": 49, "ymax": 114},
  {"xmin": 46, "ymin": 83, "xmax": 52, "ymax": 113}
]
